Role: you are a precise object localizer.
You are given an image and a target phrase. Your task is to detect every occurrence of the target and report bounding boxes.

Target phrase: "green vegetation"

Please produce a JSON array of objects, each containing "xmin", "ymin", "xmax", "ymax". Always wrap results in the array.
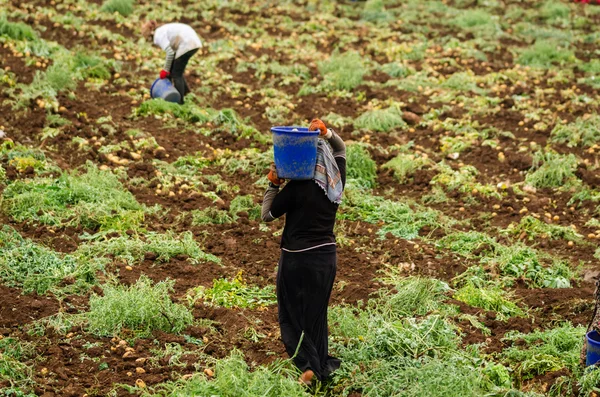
[
  {"xmin": 454, "ymin": 284, "xmax": 525, "ymax": 319},
  {"xmin": 77, "ymin": 231, "xmax": 220, "ymax": 265},
  {"xmin": 500, "ymin": 323, "xmax": 584, "ymax": 381},
  {"xmin": 381, "ymin": 62, "xmax": 414, "ymax": 78},
  {"xmin": 437, "ymin": 231, "xmax": 572, "ymax": 288},
  {"xmin": 453, "ymin": 9, "xmax": 494, "ymax": 30},
  {"xmin": 0, "ymin": 16, "xmax": 37, "ymax": 41},
  {"xmin": 503, "ymin": 216, "xmax": 582, "ymax": 241},
  {"xmin": 187, "ymin": 272, "xmax": 276, "ymax": 309},
  {"xmin": 1, "ymin": 163, "xmax": 152, "ymax": 231},
  {"xmin": 355, "ymin": 105, "xmax": 408, "ymax": 132},
  {"xmin": 87, "ymin": 276, "xmax": 194, "ymax": 338},
  {"xmin": 376, "ymin": 274, "xmax": 451, "ymax": 316},
  {"xmin": 318, "ymin": 51, "xmax": 366, "ymax": 90},
  {"xmin": 135, "ymin": 98, "xmax": 214, "ymax": 124},
  {"xmin": 383, "ymin": 153, "xmax": 430, "ymax": 183},
  {"xmin": 0, "ymin": 226, "xmax": 101, "ymax": 294},
  {"xmin": 229, "ymin": 195, "xmax": 261, "ymax": 220},
  {"xmin": 517, "ymin": 40, "xmax": 576, "ymax": 68},
  {"xmin": 101, "ymin": 0, "xmax": 134, "ymax": 16},
  {"xmin": 144, "ymin": 351, "xmax": 308, "ymax": 397},
  {"xmin": 72, "ymin": 52, "xmax": 114, "ymax": 80},
  {"xmin": 0, "ymin": 0, "xmax": 596, "ymax": 395},
  {"xmin": 191, "ymin": 207, "xmax": 233, "ymax": 226},
  {"xmin": 13, "ymin": 50, "xmax": 116, "ymax": 108},
  {"xmin": 431, "ymin": 163, "xmax": 499, "ymax": 198},
  {"xmin": 329, "ymin": 275, "xmax": 518, "ymax": 397},
  {"xmin": 343, "ymin": 189, "xmax": 444, "ymax": 239},
  {"xmin": 550, "ymin": 115, "xmax": 600, "ymax": 148},
  {"xmin": 540, "ymin": 0, "xmax": 570, "ymax": 21},
  {"xmin": 525, "ymin": 151, "xmax": 579, "ymax": 189},
  {"xmin": 0, "ymin": 337, "xmax": 35, "ymax": 392},
  {"xmin": 346, "ymin": 144, "xmax": 377, "ymax": 188}
]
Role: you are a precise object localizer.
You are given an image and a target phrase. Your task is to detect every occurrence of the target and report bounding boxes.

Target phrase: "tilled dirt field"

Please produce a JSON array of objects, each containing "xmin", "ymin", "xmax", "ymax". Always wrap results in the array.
[{"xmin": 1, "ymin": 0, "xmax": 600, "ymax": 396}]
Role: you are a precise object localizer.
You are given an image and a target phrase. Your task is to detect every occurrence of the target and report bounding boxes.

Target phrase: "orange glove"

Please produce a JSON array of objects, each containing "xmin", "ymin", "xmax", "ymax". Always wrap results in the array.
[
  {"xmin": 267, "ymin": 164, "xmax": 285, "ymax": 186},
  {"xmin": 309, "ymin": 119, "xmax": 327, "ymax": 136}
]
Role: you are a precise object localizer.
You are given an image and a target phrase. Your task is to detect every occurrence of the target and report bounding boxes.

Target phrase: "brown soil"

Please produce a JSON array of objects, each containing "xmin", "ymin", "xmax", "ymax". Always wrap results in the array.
[
  {"xmin": 0, "ymin": 286, "xmax": 60, "ymax": 330},
  {"xmin": 1, "ymin": 0, "xmax": 600, "ymax": 395}
]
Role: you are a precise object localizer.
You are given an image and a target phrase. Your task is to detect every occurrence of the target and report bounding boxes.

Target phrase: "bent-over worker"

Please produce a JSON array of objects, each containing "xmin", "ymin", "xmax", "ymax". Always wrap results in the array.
[{"xmin": 141, "ymin": 21, "xmax": 202, "ymax": 104}]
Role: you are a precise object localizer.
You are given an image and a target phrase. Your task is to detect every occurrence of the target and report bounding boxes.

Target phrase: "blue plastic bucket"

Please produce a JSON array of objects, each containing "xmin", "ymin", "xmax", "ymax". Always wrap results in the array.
[
  {"xmin": 586, "ymin": 330, "xmax": 600, "ymax": 366},
  {"xmin": 271, "ymin": 126, "xmax": 319, "ymax": 180},
  {"xmin": 150, "ymin": 78, "xmax": 181, "ymax": 103}
]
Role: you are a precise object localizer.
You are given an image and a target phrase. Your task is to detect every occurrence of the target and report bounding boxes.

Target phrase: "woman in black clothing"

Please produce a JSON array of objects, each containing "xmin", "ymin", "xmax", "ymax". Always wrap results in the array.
[{"xmin": 261, "ymin": 118, "xmax": 346, "ymax": 385}]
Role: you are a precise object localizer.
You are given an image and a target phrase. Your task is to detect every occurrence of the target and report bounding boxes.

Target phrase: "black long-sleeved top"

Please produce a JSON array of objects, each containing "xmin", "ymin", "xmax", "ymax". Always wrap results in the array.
[{"xmin": 261, "ymin": 131, "xmax": 346, "ymax": 252}]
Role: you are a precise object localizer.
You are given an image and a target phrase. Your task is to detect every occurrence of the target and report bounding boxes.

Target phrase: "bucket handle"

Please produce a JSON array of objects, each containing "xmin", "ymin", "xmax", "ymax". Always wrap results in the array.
[{"xmin": 150, "ymin": 79, "xmax": 160, "ymax": 95}]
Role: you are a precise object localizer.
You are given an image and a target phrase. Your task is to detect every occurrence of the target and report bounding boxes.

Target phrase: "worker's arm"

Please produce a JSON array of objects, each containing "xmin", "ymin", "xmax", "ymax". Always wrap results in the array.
[
  {"xmin": 261, "ymin": 165, "xmax": 287, "ymax": 222},
  {"xmin": 328, "ymin": 130, "xmax": 347, "ymax": 187},
  {"xmin": 162, "ymin": 45, "xmax": 175, "ymax": 74},
  {"xmin": 325, "ymin": 129, "xmax": 345, "ymax": 159},
  {"xmin": 261, "ymin": 185, "xmax": 280, "ymax": 222}
]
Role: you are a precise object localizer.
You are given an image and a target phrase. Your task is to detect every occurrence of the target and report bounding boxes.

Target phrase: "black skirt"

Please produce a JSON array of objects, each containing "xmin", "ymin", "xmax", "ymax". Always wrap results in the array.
[{"xmin": 276, "ymin": 247, "xmax": 341, "ymax": 381}]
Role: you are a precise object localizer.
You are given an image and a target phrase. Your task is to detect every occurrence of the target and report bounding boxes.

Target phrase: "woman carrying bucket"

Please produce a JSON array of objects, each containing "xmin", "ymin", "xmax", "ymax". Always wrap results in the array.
[
  {"xmin": 261, "ymin": 119, "xmax": 346, "ymax": 385},
  {"xmin": 141, "ymin": 21, "xmax": 202, "ymax": 104}
]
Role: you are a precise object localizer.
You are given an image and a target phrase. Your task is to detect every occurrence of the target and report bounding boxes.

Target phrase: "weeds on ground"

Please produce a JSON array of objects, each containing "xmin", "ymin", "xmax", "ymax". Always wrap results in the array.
[
  {"xmin": 0, "ymin": 16, "xmax": 38, "ymax": 41},
  {"xmin": 329, "ymin": 276, "xmax": 518, "ymax": 397},
  {"xmin": 381, "ymin": 62, "xmax": 415, "ymax": 78},
  {"xmin": 87, "ymin": 275, "xmax": 194, "ymax": 338},
  {"xmin": 149, "ymin": 342, "xmax": 202, "ymax": 369},
  {"xmin": 29, "ymin": 311, "xmax": 85, "ymax": 336},
  {"xmin": 318, "ymin": 50, "xmax": 366, "ymax": 90},
  {"xmin": 13, "ymin": 50, "xmax": 115, "ymax": 109},
  {"xmin": 217, "ymin": 147, "xmax": 274, "ymax": 176},
  {"xmin": 355, "ymin": 104, "xmax": 408, "ymax": 132},
  {"xmin": 229, "ymin": 195, "xmax": 261, "ymax": 220},
  {"xmin": 577, "ymin": 366, "xmax": 600, "ymax": 397},
  {"xmin": 191, "ymin": 207, "xmax": 233, "ymax": 226},
  {"xmin": 525, "ymin": 151, "xmax": 578, "ymax": 189},
  {"xmin": 376, "ymin": 272, "xmax": 451, "ymax": 316},
  {"xmin": 452, "ymin": 9, "xmax": 494, "ymax": 30},
  {"xmin": 342, "ymin": 188, "xmax": 444, "ymax": 239},
  {"xmin": 101, "ymin": 0, "xmax": 134, "ymax": 16},
  {"xmin": 0, "ymin": 337, "xmax": 35, "ymax": 392},
  {"xmin": 361, "ymin": 0, "xmax": 393, "ymax": 22},
  {"xmin": 346, "ymin": 144, "xmax": 377, "ymax": 188},
  {"xmin": 431, "ymin": 163, "xmax": 499, "ymax": 198},
  {"xmin": 517, "ymin": 40, "xmax": 576, "ymax": 68},
  {"xmin": 437, "ymin": 231, "xmax": 572, "ymax": 288},
  {"xmin": 550, "ymin": 115, "xmax": 600, "ymax": 148},
  {"xmin": 77, "ymin": 231, "xmax": 220, "ymax": 265},
  {"xmin": 186, "ymin": 271, "xmax": 276, "ymax": 309},
  {"xmin": 503, "ymin": 215, "xmax": 582, "ymax": 241},
  {"xmin": 141, "ymin": 351, "xmax": 307, "ymax": 397},
  {"xmin": 0, "ymin": 141, "xmax": 49, "ymax": 173},
  {"xmin": 539, "ymin": 0, "xmax": 571, "ymax": 22},
  {"xmin": 0, "ymin": 226, "xmax": 102, "ymax": 294},
  {"xmin": 500, "ymin": 323, "xmax": 585, "ymax": 381},
  {"xmin": 1, "ymin": 163, "xmax": 151, "ymax": 231},
  {"xmin": 383, "ymin": 153, "xmax": 430, "ymax": 183},
  {"xmin": 135, "ymin": 98, "xmax": 213, "ymax": 124},
  {"xmin": 211, "ymin": 108, "xmax": 266, "ymax": 143},
  {"xmin": 454, "ymin": 284, "xmax": 525, "ymax": 320},
  {"xmin": 72, "ymin": 52, "xmax": 115, "ymax": 80}
]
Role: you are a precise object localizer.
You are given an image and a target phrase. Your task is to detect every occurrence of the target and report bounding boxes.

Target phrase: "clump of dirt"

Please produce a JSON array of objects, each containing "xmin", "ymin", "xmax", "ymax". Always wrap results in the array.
[{"xmin": 0, "ymin": 286, "xmax": 60, "ymax": 330}]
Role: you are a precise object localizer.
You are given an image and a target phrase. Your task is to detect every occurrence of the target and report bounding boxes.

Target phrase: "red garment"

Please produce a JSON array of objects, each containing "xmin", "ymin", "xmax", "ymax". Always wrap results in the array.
[{"xmin": 159, "ymin": 69, "xmax": 170, "ymax": 79}]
